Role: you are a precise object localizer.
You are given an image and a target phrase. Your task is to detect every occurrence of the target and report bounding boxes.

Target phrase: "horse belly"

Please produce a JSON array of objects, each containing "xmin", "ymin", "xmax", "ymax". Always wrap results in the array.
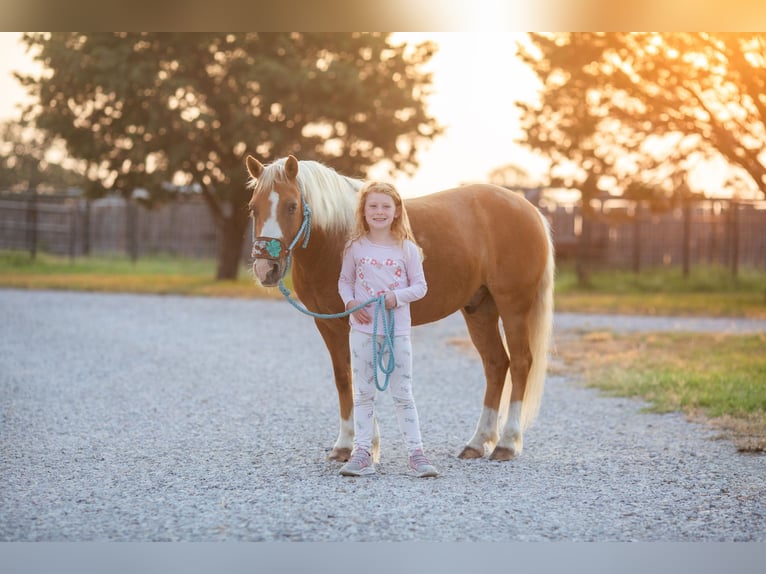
[{"xmin": 410, "ymin": 281, "xmax": 479, "ymax": 326}]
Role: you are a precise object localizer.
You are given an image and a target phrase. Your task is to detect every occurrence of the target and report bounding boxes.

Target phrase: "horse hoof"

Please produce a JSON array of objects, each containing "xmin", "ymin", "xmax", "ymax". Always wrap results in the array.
[
  {"xmin": 457, "ymin": 446, "xmax": 484, "ymax": 459},
  {"xmin": 489, "ymin": 446, "xmax": 517, "ymax": 461},
  {"xmin": 328, "ymin": 447, "xmax": 351, "ymax": 462}
]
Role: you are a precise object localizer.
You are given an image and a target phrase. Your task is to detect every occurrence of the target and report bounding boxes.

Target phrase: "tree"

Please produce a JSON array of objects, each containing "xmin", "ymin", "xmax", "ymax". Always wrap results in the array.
[
  {"xmin": 0, "ymin": 121, "xmax": 85, "ymax": 193},
  {"xmin": 19, "ymin": 33, "xmax": 441, "ymax": 279},
  {"xmin": 516, "ymin": 33, "xmax": 766, "ymax": 200}
]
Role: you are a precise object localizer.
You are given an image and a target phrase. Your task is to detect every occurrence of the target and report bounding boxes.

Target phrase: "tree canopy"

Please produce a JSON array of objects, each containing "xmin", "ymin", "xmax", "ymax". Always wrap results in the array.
[
  {"xmin": 19, "ymin": 32, "xmax": 441, "ymax": 278},
  {"xmin": 516, "ymin": 33, "xmax": 766, "ymax": 202},
  {"xmin": 0, "ymin": 121, "xmax": 84, "ymax": 193}
]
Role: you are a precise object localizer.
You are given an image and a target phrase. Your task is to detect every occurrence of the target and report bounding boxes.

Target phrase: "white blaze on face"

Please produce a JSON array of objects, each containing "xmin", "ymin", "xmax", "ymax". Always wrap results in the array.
[
  {"xmin": 252, "ymin": 189, "xmax": 284, "ymax": 284},
  {"xmin": 261, "ymin": 190, "xmax": 283, "ymax": 240}
]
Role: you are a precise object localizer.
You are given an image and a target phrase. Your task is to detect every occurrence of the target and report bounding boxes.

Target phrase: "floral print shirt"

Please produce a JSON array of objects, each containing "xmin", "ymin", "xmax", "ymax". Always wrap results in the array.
[{"xmin": 338, "ymin": 237, "xmax": 427, "ymax": 335}]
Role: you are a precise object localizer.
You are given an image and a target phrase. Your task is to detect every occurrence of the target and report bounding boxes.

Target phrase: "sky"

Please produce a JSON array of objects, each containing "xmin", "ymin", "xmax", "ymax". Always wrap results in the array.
[
  {"xmin": 0, "ymin": 33, "xmax": 36, "ymax": 121},
  {"xmin": 0, "ymin": 32, "xmax": 546, "ymax": 198},
  {"xmin": 377, "ymin": 32, "xmax": 545, "ymax": 196}
]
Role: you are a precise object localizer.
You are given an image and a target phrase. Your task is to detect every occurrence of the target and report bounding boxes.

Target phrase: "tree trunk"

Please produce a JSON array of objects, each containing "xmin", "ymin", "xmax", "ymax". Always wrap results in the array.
[
  {"xmin": 200, "ymin": 181, "xmax": 251, "ymax": 281},
  {"xmin": 216, "ymin": 209, "xmax": 249, "ymax": 280}
]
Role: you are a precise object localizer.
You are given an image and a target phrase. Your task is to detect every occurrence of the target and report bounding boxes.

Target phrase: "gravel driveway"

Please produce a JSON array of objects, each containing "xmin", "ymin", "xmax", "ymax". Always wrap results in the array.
[{"xmin": 1, "ymin": 289, "xmax": 765, "ymax": 542}]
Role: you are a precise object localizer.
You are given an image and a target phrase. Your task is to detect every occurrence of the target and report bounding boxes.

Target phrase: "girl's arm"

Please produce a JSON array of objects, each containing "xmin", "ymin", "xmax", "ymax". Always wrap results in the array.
[
  {"xmin": 338, "ymin": 242, "xmax": 372, "ymax": 323},
  {"xmin": 338, "ymin": 243, "xmax": 357, "ymax": 307},
  {"xmin": 391, "ymin": 240, "xmax": 428, "ymax": 307}
]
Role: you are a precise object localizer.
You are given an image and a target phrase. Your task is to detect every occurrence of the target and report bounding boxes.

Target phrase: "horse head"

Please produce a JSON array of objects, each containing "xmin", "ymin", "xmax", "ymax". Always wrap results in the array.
[{"xmin": 246, "ymin": 154, "xmax": 307, "ymax": 287}]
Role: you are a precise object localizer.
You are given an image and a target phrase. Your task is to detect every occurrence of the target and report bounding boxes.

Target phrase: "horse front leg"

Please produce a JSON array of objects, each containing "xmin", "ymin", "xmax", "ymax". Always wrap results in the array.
[{"xmin": 313, "ymin": 317, "xmax": 355, "ymax": 461}]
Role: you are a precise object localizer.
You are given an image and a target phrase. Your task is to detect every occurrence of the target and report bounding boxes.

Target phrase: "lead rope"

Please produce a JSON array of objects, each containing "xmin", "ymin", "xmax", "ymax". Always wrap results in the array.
[
  {"xmin": 278, "ymin": 280, "xmax": 396, "ymax": 392},
  {"xmin": 260, "ymin": 178, "xmax": 395, "ymax": 392}
]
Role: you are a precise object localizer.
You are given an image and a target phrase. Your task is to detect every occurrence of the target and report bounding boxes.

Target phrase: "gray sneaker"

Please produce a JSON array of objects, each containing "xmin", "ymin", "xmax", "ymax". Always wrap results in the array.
[
  {"xmin": 409, "ymin": 449, "xmax": 438, "ymax": 477},
  {"xmin": 339, "ymin": 449, "xmax": 375, "ymax": 476}
]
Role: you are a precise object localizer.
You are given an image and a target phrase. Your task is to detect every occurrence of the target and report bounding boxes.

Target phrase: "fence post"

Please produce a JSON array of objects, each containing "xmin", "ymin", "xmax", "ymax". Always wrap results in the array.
[
  {"xmin": 575, "ymin": 210, "xmax": 592, "ymax": 287},
  {"xmin": 25, "ymin": 188, "xmax": 38, "ymax": 260},
  {"xmin": 82, "ymin": 198, "xmax": 91, "ymax": 256},
  {"xmin": 729, "ymin": 200, "xmax": 739, "ymax": 280},
  {"xmin": 632, "ymin": 202, "xmax": 642, "ymax": 274},
  {"xmin": 682, "ymin": 199, "xmax": 691, "ymax": 279},
  {"xmin": 68, "ymin": 199, "xmax": 77, "ymax": 261},
  {"xmin": 126, "ymin": 198, "xmax": 139, "ymax": 263}
]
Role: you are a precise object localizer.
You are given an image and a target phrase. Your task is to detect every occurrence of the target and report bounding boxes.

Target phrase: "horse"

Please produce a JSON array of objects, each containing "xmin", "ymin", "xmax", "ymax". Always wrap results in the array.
[{"xmin": 246, "ymin": 154, "xmax": 554, "ymax": 462}]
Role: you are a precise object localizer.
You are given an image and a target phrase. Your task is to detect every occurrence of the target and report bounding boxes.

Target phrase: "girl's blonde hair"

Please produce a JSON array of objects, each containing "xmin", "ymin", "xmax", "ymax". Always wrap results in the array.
[{"xmin": 349, "ymin": 181, "xmax": 421, "ymax": 252}]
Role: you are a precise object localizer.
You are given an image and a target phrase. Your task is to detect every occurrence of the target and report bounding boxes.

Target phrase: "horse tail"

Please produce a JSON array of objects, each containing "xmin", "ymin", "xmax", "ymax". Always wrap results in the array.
[{"xmin": 520, "ymin": 210, "xmax": 555, "ymax": 431}]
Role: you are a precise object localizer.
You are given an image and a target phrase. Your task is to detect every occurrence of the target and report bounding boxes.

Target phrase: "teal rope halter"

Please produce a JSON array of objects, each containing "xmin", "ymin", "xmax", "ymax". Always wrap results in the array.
[{"xmin": 253, "ymin": 178, "xmax": 396, "ymax": 392}]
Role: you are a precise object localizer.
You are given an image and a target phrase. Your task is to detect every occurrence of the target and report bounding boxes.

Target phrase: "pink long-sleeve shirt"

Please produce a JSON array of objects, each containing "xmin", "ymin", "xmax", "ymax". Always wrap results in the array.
[{"xmin": 338, "ymin": 236, "xmax": 427, "ymax": 336}]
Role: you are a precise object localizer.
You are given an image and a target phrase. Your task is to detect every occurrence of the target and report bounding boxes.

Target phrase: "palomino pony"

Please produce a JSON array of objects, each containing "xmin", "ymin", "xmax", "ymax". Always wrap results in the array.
[{"xmin": 246, "ymin": 155, "xmax": 554, "ymax": 462}]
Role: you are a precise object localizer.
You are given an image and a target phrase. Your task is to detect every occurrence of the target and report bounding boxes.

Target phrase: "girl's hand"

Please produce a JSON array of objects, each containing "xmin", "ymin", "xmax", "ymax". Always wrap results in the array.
[
  {"xmin": 384, "ymin": 291, "xmax": 397, "ymax": 310},
  {"xmin": 347, "ymin": 300, "xmax": 371, "ymax": 324}
]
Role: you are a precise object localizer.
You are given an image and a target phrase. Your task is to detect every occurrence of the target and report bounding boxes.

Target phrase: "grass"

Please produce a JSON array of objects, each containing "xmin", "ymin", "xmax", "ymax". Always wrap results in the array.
[
  {"xmin": 555, "ymin": 264, "xmax": 766, "ymax": 318},
  {"xmin": 3, "ymin": 251, "xmax": 765, "ymax": 451},
  {"xmin": 0, "ymin": 251, "xmax": 283, "ymax": 299},
  {"xmin": 552, "ymin": 330, "xmax": 766, "ymax": 452},
  {"xmin": 2, "ymin": 253, "xmax": 764, "ymax": 316}
]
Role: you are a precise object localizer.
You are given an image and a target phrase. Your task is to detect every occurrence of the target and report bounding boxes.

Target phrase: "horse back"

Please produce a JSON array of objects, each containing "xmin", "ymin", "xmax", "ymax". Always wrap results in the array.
[{"xmin": 406, "ymin": 184, "xmax": 550, "ymax": 325}]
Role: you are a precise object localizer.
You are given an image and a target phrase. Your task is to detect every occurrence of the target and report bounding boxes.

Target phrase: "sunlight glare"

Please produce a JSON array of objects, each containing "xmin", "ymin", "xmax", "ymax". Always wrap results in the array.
[{"xmin": 465, "ymin": 0, "xmax": 515, "ymax": 32}]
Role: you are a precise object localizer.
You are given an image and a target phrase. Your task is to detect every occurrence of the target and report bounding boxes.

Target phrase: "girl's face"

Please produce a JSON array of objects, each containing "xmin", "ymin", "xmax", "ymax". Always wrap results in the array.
[{"xmin": 364, "ymin": 191, "xmax": 399, "ymax": 232}]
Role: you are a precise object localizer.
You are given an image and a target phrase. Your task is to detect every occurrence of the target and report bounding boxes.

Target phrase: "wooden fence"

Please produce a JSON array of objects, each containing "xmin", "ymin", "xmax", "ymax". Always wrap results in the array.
[
  {"xmin": 540, "ymin": 197, "xmax": 766, "ymax": 272},
  {"xmin": 0, "ymin": 192, "xmax": 246, "ymax": 260},
  {"xmin": 1, "ymin": 191, "xmax": 764, "ymax": 273}
]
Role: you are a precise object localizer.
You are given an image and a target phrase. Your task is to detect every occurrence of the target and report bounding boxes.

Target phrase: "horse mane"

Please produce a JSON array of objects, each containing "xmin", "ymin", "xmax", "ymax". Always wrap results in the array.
[{"xmin": 249, "ymin": 157, "xmax": 363, "ymax": 235}]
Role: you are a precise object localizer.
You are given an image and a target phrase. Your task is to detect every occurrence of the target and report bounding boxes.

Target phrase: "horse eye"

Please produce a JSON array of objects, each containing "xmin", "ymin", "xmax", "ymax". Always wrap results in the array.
[{"xmin": 287, "ymin": 202, "xmax": 298, "ymax": 215}]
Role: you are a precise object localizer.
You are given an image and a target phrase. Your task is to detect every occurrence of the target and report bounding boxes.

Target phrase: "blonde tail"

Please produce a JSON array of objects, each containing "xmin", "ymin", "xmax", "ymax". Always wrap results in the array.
[{"xmin": 520, "ymin": 212, "xmax": 555, "ymax": 431}]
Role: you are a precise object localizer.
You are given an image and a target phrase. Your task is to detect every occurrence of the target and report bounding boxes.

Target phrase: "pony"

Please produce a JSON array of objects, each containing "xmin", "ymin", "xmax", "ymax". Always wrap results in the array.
[{"xmin": 246, "ymin": 154, "xmax": 554, "ymax": 462}]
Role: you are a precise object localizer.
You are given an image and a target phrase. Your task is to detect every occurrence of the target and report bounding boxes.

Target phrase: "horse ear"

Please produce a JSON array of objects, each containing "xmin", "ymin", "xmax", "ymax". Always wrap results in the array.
[
  {"xmin": 246, "ymin": 155, "xmax": 264, "ymax": 179},
  {"xmin": 285, "ymin": 155, "xmax": 299, "ymax": 181}
]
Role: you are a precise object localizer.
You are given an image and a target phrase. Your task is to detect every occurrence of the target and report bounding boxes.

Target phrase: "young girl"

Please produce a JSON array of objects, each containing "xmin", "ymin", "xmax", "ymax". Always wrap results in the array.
[{"xmin": 337, "ymin": 181, "xmax": 437, "ymax": 478}]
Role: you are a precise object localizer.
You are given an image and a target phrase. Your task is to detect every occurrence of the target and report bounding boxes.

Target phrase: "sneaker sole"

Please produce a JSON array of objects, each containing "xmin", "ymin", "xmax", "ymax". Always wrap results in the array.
[
  {"xmin": 412, "ymin": 468, "xmax": 438, "ymax": 478},
  {"xmin": 339, "ymin": 467, "xmax": 376, "ymax": 477}
]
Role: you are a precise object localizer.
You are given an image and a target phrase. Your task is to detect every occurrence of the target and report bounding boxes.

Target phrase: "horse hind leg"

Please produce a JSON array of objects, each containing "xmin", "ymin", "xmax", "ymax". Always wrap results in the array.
[
  {"xmin": 457, "ymin": 292, "xmax": 509, "ymax": 459},
  {"xmin": 490, "ymin": 308, "xmax": 532, "ymax": 461}
]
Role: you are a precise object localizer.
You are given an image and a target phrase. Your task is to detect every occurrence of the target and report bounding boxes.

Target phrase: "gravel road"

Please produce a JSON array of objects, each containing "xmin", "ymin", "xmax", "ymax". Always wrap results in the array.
[{"xmin": 1, "ymin": 289, "xmax": 765, "ymax": 542}]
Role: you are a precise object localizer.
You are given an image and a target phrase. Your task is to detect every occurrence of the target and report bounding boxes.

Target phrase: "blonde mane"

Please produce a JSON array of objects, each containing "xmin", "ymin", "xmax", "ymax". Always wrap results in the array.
[{"xmin": 249, "ymin": 158, "xmax": 363, "ymax": 235}]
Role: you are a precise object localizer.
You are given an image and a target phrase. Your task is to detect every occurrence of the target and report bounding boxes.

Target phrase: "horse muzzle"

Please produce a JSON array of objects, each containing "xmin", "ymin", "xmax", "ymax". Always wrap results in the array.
[{"xmin": 253, "ymin": 258, "xmax": 285, "ymax": 287}]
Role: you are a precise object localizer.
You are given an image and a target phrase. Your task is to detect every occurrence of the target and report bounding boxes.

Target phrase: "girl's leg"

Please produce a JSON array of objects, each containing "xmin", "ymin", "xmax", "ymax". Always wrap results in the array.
[
  {"xmin": 387, "ymin": 335, "xmax": 424, "ymax": 455},
  {"xmin": 350, "ymin": 330, "xmax": 376, "ymax": 454}
]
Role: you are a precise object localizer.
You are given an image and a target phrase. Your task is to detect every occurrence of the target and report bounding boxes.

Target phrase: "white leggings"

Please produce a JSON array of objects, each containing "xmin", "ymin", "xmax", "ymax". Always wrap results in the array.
[{"xmin": 350, "ymin": 330, "xmax": 423, "ymax": 456}]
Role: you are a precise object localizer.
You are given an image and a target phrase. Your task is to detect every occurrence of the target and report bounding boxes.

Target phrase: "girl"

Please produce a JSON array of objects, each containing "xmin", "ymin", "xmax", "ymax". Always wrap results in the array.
[{"xmin": 338, "ymin": 181, "xmax": 438, "ymax": 478}]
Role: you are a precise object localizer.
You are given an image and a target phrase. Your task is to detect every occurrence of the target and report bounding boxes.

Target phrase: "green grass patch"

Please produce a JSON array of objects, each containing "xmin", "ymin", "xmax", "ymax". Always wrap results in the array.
[
  {"xmin": 555, "ymin": 263, "xmax": 765, "ymax": 294},
  {"xmin": 1, "ymin": 252, "xmax": 764, "ymax": 317},
  {"xmin": 0, "ymin": 250, "xmax": 215, "ymax": 275},
  {"xmin": 555, "ymin": 330, "xmax": 766, "ymax": 452},
  {"xmin": 0, "ymin": 251, "xmax": 284, "ymax": 299},
  {"xmin": 555, "ymin": 264, "xmax": 766, "ymax": 318}
]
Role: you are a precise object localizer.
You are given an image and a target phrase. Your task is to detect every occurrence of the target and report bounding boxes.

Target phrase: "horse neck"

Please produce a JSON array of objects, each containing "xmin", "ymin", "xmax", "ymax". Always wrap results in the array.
[{"xmin": 291, "ymin": 225, "xmax": 348, "ymax": 288}]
